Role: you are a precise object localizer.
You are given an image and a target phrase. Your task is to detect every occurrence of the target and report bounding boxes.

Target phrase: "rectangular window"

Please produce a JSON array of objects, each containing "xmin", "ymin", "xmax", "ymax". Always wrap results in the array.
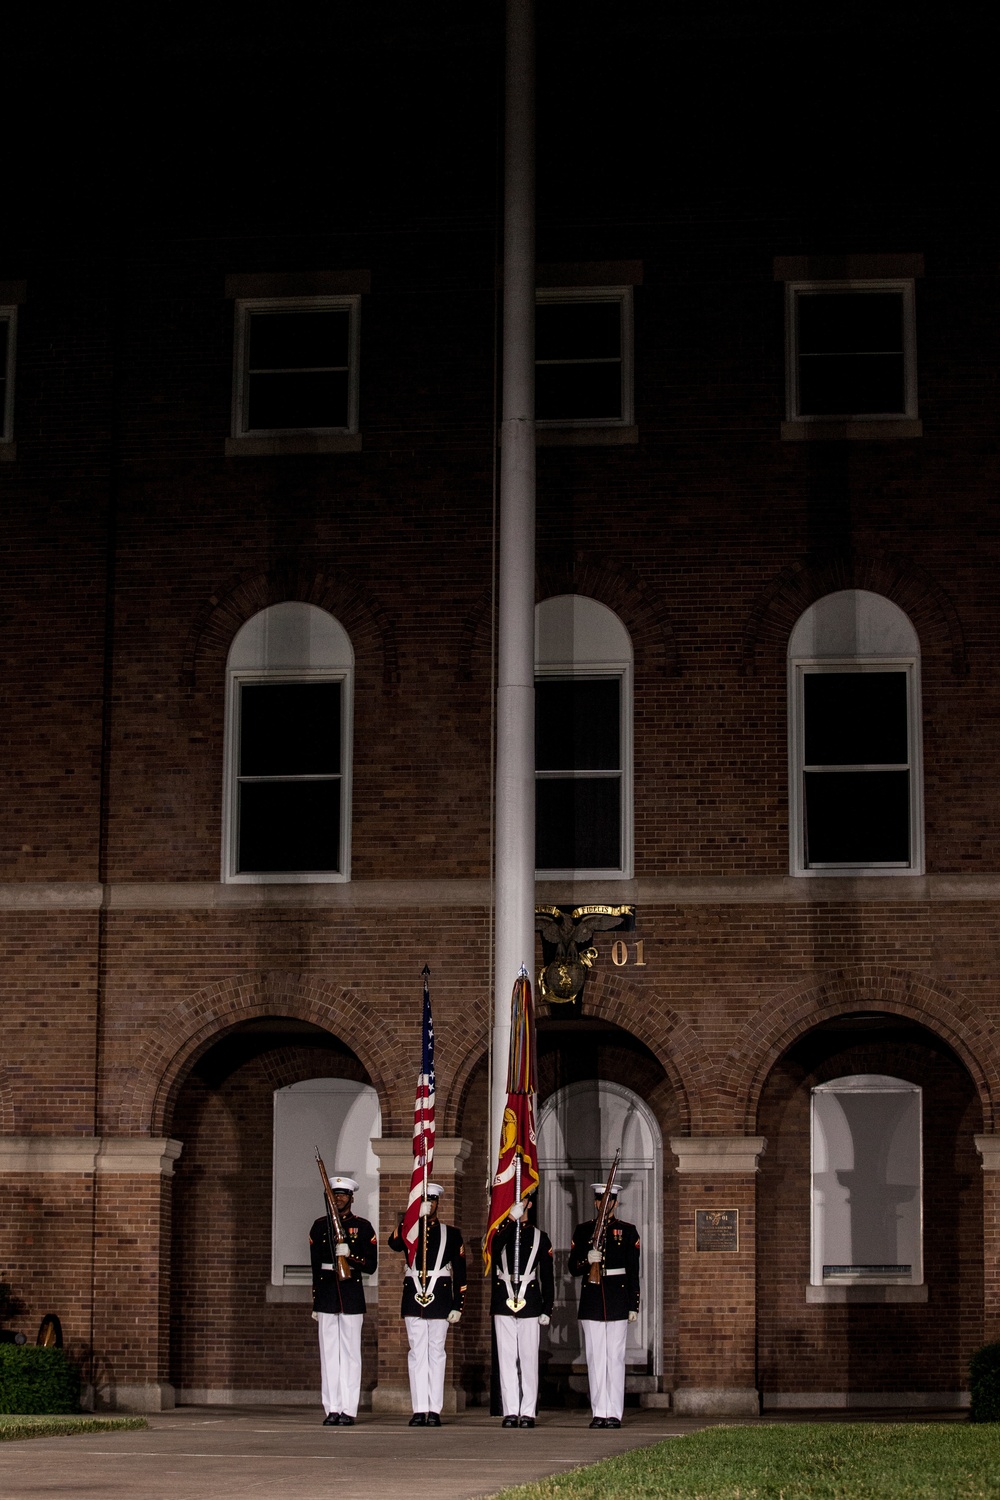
[
  {"xmin": 786, "ymin": 281, "xmax": 917, "ymax": 424},
  {"xmin": 535, "ymin": 677, "xmax": 624, "ymax": 872},
  {"xmin": 535, "ymin": 289, "xmax": 633, "ymax": 427},
  {"xmin": 236, "ymin": 680, "xmax": 343, "ymax": 874},
  {"xmin": 794, "ymin": 666, "xmax": 918, "ymax": 872},
  {"xmin": 0, "ymin": 309, "xmax": 16, "ymax": 444},
  {"xmin": 233, "ymin": 296, "xmax": 360, "ymax": 436},
  {"xmin": 811, "ymin": 1077, "xmax": 922, "ymax": 1286}
]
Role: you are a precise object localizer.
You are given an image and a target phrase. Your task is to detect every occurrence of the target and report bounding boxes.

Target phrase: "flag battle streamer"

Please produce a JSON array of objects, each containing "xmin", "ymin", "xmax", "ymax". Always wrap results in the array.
[
  {"xmin": 484, "ymin": 970, "xmax": 540, "ymax": 1272},
  {"xmin": 400, "ymin": 968, "xmax": 435, "ymax": 1266}
]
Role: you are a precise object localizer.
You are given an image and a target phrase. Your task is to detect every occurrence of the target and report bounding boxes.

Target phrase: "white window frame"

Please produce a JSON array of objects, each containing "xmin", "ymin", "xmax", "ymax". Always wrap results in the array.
[
  {"xmin": 811, "ymin": 1074, "xmax": 923, "ymax": 1288},
  {"xmin": 788, "ymin": 591, "xmax": 923, "ymax": 878},
  {"xmin": 231, "ymin": 295, "xmax": 361, "ymax": 438},
  {"xmin": 785, "ymin": 279, "xmax": 918, "ymax": 425},
  {"xmin": 222, "ymin": 604, "xmax": 354, "ymax": 884},
  {"xmin": 534, "ymin": 596, "xmax": 634, "ymax": 881},
  {"xmin": 0, "ymin": 306, "xmax": 17, "ymax": 444},
  {"xmin": 535, "ymin": 286, "xmax": 634, "ymax": 429}
]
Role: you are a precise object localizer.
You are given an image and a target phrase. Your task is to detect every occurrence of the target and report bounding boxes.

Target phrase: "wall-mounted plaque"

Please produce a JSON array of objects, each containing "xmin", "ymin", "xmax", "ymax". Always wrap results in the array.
[{"xmin": 696, "ymin": 1208, "xmax": 739, "ymax": 1252}]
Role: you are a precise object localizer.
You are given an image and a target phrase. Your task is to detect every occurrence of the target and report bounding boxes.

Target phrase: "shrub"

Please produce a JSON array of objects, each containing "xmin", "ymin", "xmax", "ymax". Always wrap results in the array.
[
  {"xmin": 969, "ymin": 1341, "xmax": 1000, "ymax": 1422},
  {"xmin": 0, "ymin": 1345, "xmax": 79, "ymax": 1414}
]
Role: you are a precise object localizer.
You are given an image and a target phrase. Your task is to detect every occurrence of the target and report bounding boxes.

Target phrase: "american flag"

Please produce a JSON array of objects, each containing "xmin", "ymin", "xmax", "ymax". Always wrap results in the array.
[{"xmin": 400, "ymin": 968, "xmax": 436, "ymax": 1266}]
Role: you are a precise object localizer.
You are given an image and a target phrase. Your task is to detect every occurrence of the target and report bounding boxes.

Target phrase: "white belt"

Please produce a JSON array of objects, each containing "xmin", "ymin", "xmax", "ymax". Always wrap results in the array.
[
  {"xmin": 602, "ymin": 1268, "xmax": 626, "ymax": 1276},
  {"xmin": 321, "ymin": 1263, "xmax": 334, "ymax": 1270}
]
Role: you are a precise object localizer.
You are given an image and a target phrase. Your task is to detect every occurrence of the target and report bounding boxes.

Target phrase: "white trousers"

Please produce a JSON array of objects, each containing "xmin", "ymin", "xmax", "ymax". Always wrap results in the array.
[
  {"xmin": 317, "ymin": 1312, "xmax": 364, "ymax": 1418},
  {"xmin": 581, "ymin": 1319, "xmax": 627, "ymax": 1421},
  {"xmin": 404, "ymin": 1316, "xmax": 449, "ymax": 1414},
  {"xmin": 494, "ymin": 1316, "xmax": 540, "ymax": 1418}
]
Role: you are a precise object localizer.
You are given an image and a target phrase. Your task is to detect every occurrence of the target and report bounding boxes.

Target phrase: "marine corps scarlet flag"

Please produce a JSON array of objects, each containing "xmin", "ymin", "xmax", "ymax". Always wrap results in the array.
[{"xmin": 484, "ymin": 968, "xmax": 540, "ymax": 1272}]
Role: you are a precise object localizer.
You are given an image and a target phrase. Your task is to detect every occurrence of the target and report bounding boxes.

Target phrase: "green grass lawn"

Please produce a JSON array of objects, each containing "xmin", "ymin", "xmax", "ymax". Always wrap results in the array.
[
  {"xmin": 0, "ymin": 1415, "xmax": 147, "ymax": 1442},
  {"xmin": 490, "ymin": 1423, "xmax": 1000, "ymax": 1500}
]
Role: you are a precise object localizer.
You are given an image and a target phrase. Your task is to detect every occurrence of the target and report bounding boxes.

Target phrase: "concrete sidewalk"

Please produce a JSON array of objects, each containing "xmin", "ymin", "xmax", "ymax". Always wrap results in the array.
[{"xmin": 0, "ymin": 1406, "xmax": 704, "ymax": 1500}]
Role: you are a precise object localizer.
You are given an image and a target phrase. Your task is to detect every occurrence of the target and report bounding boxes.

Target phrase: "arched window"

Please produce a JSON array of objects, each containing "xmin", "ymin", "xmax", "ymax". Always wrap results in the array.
[
  {"xmin": 811, "ymin": 1074, "xmax": 922, "ymax": 1288},
  {"xmin": 788, "ymin": 589, "xmax": 923, "ymax": 875},
  {"xmin": 223, "ymin": 602, "xmax": 354, "ymax": 882},
  {"xmin": 272, "ymin": 1077, "xmax": 381, "ymax": 1289},
  {"xmin": 534, "ymin": 596, "xmax": 633, "ymax": 878}
]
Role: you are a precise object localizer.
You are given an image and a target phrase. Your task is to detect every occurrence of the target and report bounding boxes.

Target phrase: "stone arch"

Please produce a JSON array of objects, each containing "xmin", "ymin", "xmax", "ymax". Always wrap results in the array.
[
  {"xmin": 117, "ymin": 972, "xmax": 406, "ymax": 1138},
  {"xmin": 722, "ymin": 965, "xmax": 998, "ymax": 1135},
  {"xmin": 741, "ymin": 549, "xmax": 968, "ymax": 678},
  {"xmin": 456, "ymin": 563, "xmax": 680, "ymax": 684},
  {"xmin": 182, "ymin": 567, "xmax": 400, "ymax": 692}
]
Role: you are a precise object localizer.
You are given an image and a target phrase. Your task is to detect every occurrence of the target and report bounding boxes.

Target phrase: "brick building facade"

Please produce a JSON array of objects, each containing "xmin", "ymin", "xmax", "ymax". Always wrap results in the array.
[{"xmin": 1, "ymin": 5, "xmax": 998, "ymax": 1415}]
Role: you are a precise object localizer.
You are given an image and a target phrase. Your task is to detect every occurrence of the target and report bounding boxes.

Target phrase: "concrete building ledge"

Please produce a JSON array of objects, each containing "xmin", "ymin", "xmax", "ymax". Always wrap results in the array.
[
  {"xmin": 91, "ymin": 1382, "xmax": 176, "ymax": 1413},
  {"xmin": 805, "ymin": 1282, "xmax": 928, "ymax": 1303},
  {"xmin": 372, "ymin": 1385, "xmax": 464, "ymax": 1414},
  {"xmin": 671, "ymin": 1136, "xmax": 767, "ymax": 1173},
  {"xmin": 6, "ymin": 873, "xmax": 1000, "ymax": 909},
  {"xmin": 0, "ymin": 1137, "xmax": 182, "ymax": 1176},
  {"xmin": 764, "ymin": 1390, "xmax": 969, "ymax": 1410},
  {"xmin": 176, "ymin": 1388, "xmax": 340, "ymax": 1407},
  {"xmin": 370, "ymin": 1137, "xmax": 472, "ymax": 1175},
  {"xmin": 975, "ymin": 1134, "xmax": 1000, "ymax": 1170},
  {"xmin": 673, "ymin": 1388, "xmax": 760, "ymax": 1417}
]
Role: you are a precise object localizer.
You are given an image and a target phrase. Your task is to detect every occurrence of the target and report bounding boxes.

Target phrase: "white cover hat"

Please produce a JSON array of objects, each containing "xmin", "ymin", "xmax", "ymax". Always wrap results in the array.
[
  {"xmin": 426, "ymin": 1183, "xmax": 444, "ymax": 1198},
  {"xmin": 329, "ymin": 1176, "xmax": 359, "ymax": 1192},
  {"xmin": 591, "ymin": 1181, "xmax": 621, "ymax": 1195}
]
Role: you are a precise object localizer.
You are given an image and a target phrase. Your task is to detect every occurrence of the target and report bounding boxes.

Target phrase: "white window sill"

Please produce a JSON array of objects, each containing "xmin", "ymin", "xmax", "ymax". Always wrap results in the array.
[
  {"xmin": 806, "ymin": 1283, "xmax": 927, "ymax": 1304},
  {"xmin": 223, "ymin": 871, "xmax": 350, "ymax": 885},
  {"xmin": 226, "ymin": 432, "xmax": 362, "ymax": 457},
  {"xmin": 537, "ymin": 424, "xmax": 638, "ymax": 448},
  {"xmin": 781, "ymin": 419, "xmax": 922, "ymax": 442}
]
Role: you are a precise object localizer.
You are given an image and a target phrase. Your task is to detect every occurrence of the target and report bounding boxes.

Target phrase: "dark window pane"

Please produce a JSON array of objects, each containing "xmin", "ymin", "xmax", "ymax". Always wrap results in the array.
[
  {"xmin": 798, "ymin": 293, "xmax": 904, "ymax": 355},
  {"xmin": 247, "ymin": 370, "xmax": 349, "ymax": 430},
  {"xmin": 536, "ymin": 777, "xmax": 621, "ymax": 870},
  {"xmin": 240, "ymin": 682, "xmax": 341, "ymax": 776},
  {"xmin": 798, "ymin": 352, "xmax": 905, "ymax": 416},
  {"xmin": 238, "ymin": 780, "xmax": 341, "ymax": 873},
  {"xmin": 804, "ymin": 770, "xmax": 910, "ymax": 864},
  {"xmin": 804, "ymin": 673, "xmax": 907, "ymax": 766},
  {"xmin": 248, "ymin": 310, "xmax": 349, "ymax": 370},
  {"xmin": 536, "ymin": 679, "xmax": 620, "ymax": 770},
  {"xmin": 536, "ymin": 360, "xmax": 622, "ymax": 421},
  {"xmin": 536, "ymin": 301, "xmax": 621, "ymax": 362}
]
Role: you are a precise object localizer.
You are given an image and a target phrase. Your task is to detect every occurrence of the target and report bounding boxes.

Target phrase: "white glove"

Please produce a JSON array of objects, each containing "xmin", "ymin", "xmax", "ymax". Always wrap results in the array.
[
  {"xmin": 538, "ymin": 1314, "xmax": 550, "ymax": 1326},
  {"xmin": 335, "ymin": 1242, "xmax": 349, "ymax": 1258},
  {"xmin": 587, "ymin": 1248, "xmax": 602, "ymax": 1264},
  {"xmin": 628, "ymin": 1311, "xmax": 638, "ymax": 1323},
  {"xmin": 419, "ymin": 1200, "xmax": 432, "ymax": 1217},
  {"xmin": 311, "ymin": 1311, "xmax": 319, "ymax": 1322},
  {"xmin": 447, "ymin": 1310, "xmax": 461, "ymax": 1324},
  {"xmin": 509, "ymin": 1201, "xmax": 525, "ymax": 1221}
]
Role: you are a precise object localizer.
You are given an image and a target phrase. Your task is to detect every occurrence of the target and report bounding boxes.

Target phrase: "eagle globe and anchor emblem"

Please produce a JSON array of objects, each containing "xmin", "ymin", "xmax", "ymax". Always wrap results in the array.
[{"xmin": 534, "ymin": 904, "xmax": 634, "ymax": 1003}]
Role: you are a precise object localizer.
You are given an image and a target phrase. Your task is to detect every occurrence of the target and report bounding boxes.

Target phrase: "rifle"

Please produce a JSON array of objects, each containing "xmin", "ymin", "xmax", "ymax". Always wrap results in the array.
[
  {"xmin": 315, "ymin": 1149, "xmax": 352, "ymax": 1282},
  {"xmin": 587, "ymin": 1149, "xmax": 621, "ymax": 1285}
]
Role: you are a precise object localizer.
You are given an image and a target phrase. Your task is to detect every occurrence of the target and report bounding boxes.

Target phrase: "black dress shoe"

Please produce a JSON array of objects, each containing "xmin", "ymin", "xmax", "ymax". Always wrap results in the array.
[
  {"xmin": 589, "ymin": 1416, "xmax": 607, "ymax": 1428},
  {"xmin": 337, "ymin": 1414, "xmax": 355, "ymax": 1425},
  {"xmin": 323, "ymin": 1412, "xmax": 341, "ymax": 1426},
  {"xmin": 606, "ymin": 1417, "xmax": 621, "ymax": 1428},
  {"xmin": 501, "ymin": 1415, "xmax": 518, "ymax": 1428},
  {"xmin": 408, "ymin": 1413, "xmax": 427, "ymax": 1426},
  {"xmin": 425, "ymin": 1412, "xmax": 442, "ymax": 1427},
  {"xmin": 519, "ymin": 1416, "xmax": 535, "ymax": 1428}
]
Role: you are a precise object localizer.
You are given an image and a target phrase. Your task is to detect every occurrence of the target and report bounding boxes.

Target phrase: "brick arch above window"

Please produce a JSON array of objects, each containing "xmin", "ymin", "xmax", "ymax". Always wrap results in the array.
[
  {"xmin": 741, "ymin": 550, "xmax": 967, "ymax": 679},
  {"xmin": 721, "ymin": 964, "xmax": 999, "ymax": 1137},
  {"xmin": 114, "ymin": 971, "xmax": 405, "ymax": 1138},
  {"xmin": 456, "ymin": 561, "xmax": 679, "ymax": 684},
  {"xmin": 182, "ymin": 567, "xmax": 399, "ymax": 692}
]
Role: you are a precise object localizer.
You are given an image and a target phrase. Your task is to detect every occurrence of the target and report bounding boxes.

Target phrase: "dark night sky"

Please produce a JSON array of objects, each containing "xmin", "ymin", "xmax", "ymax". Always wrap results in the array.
[{"xmin": 6, "ymin": 3, "xmax": 998, "ymax": 250}]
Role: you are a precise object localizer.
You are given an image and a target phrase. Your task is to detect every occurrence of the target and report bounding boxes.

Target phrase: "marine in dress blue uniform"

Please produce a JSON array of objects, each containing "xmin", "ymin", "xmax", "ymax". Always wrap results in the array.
[
  {"xmin": 490, "ymin": 1194, "xmax": 555, "ymax": 1426},
  {"xmin": 387, "ymin": 1183, "xmax": 467, "ymax": 1426},
  {"xmin": 567, "ymin": 1182, "xmax": 640, "ymax": 1428},
  {"xmin": 309, "ymin": 1174, "xmax": 378, "ymax": 1425}
]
